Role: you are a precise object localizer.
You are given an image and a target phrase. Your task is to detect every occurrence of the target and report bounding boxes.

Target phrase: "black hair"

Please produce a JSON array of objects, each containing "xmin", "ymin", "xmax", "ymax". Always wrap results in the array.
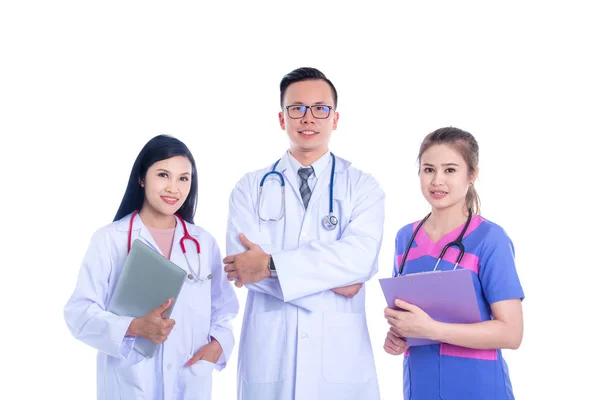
[
  {"xmin": 113, "ymin": 134, "xmax": 198, "ymax": 223},
  {"xmin": 279, "ymin": 67, "xmax": 338, "ymax": 109}
]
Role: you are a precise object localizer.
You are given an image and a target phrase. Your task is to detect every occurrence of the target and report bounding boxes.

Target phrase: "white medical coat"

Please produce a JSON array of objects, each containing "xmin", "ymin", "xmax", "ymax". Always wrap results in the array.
[
  {"xmin": 226, "ymin": 152, "xmax": 384, "ymax": 400},
  {"xmin": 64, "ymin": 214, "xmax": 239, "ymax": 400}
]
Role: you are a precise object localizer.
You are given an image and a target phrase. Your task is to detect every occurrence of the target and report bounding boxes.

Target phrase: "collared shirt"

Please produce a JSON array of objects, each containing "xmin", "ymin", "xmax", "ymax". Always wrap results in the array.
[{"xmin": 285, "ymin": 150, "xmax": 331, "ymax": 193}]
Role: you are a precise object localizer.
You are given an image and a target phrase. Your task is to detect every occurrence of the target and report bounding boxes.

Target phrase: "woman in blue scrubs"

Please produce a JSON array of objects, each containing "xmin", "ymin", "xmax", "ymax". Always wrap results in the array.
[{"xmin": 384, "ymin": 127, "xmax": 524, "ymax": 400}]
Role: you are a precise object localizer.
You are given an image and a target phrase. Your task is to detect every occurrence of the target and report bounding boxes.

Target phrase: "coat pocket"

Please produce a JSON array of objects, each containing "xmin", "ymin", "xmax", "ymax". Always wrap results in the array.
[{"xmin": 177, "ymin": 360, "xmax": 214, "ymax": 400}]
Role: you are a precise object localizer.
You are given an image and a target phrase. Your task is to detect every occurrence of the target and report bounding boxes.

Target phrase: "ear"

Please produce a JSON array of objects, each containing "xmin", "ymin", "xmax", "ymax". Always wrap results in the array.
[
  {"xmin": 278, "ymin": 111, "xmax": 285, "ymax": 130},
  {"xmin": 332, "ymin": 111, "xmax": 339, "ymax": 130},
  {"xmin": 138, "ymin": 178, "xmax": 145, "ymax": 188}
]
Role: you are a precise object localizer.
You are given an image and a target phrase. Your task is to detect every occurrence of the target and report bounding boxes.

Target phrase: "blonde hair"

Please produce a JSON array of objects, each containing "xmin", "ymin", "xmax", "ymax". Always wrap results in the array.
[{"xmin": 418, "ymin": 127, "xmax": 481, "ymax": 215}]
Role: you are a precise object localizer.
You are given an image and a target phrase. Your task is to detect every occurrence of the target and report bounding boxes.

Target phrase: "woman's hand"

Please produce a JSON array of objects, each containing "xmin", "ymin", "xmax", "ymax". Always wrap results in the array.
[
  {"xmin": 126, "ymin": 298, "xmax": 176, "ymax": 344},
  {"xmin": 186, "ymin": 338, "xmax": 223, "ymax": 366},
  {"xmin": 384, "ymin": 299, "xmax": 439, "ymax": 340},
  {"xmin": 384, "ymin": 327, "xmax": 408, "ymax": 356}
]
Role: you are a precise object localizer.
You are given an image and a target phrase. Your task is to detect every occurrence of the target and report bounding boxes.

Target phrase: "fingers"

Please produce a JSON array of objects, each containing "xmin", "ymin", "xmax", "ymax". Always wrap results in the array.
[
  {"xmin": 394, "ymin": 298, "xmax": 416, "ymax": 311},
  {"xmin": 384, "ymin": 307, "xmax": 401, "ymax": 319},
  {"xmin": 223, "ymin": 255, "xmax": 235, "ymax": 264},
  {"xmin": 224, "ymin": 263, "xmax": 236, "ymax": 273},
  {"xmin": 185, "ymin": 350, "xmax": 204, "ymax": 367},
  {"xmin": 387, "ymin": 330, "xmax": 406, "ymax": 347},
  {"xmin": 235, "ymin": 279, "xmax": 244, "ymax": 288},
  {"xmin": 162, "ymin": 318, "xmax": 176, "ymax": 329},
  {"xmin": 238, "ymin": 233, "xmax": 256, "ymax": 250},
  {"xmin": 151, "ymin": 319, "xmax": 175, "ymax": 344},
  {"xmin": 389, "ymin": 326, "xmax": 403, "ymax": 337},
  {"xmin": 153, "ymin": 298, "xmax": 173, "ymax": 315},
  {"xmin": 383, "ymin": 339, "xmax": 403, "ymax": 355},
  {"xmin": 226, "ymin": 271, "xmax": 238, "ymax": 281}
]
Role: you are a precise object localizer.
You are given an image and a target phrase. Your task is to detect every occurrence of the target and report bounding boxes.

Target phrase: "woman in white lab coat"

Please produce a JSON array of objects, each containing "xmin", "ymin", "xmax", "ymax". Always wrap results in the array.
[{"xmin": 64, "ymin": 134, "xmax": 239, "ymax": 400}]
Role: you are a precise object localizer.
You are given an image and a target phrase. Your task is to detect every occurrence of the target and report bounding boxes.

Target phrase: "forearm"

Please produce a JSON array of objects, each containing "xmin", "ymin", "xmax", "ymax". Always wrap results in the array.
[
  {"xmin": 432, "ymin": 319, "xmax": 523, "ymax": 350},
  {"xmin": 275, "ymin": 238, "xmax": 379, "ymax": 302},
  {"xmin": 244, "ymin": 279, "xmax": 324, "ymax": 312},
  {"xmin": 65, "ymin": 301, "xmax": 135, "ymax": 358}
]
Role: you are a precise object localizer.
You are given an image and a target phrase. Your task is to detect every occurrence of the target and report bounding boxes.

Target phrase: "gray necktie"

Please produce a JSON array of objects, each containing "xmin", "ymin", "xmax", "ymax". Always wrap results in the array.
[{"xmin": 298, "ymin": 167, "xmax": 314, "ymax": 209}]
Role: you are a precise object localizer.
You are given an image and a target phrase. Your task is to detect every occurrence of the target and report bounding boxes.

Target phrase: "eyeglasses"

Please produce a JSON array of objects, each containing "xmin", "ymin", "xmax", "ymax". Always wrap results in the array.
[{"xmin": 284, "ymin": 105, "xmax": 334, "ymax": 119}]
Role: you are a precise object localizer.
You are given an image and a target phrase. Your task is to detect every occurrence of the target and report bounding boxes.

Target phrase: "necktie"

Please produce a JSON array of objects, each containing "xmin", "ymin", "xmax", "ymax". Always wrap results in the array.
[{"xmin": 298, "ymin": 167, "xmax": 314, "ymax": 209}]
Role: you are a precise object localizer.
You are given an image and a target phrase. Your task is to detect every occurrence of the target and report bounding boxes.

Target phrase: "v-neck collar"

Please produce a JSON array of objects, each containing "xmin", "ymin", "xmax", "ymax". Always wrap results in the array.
[{"xmin": 414, "ymin": 215, "xmax": 484, "ymax": 256}]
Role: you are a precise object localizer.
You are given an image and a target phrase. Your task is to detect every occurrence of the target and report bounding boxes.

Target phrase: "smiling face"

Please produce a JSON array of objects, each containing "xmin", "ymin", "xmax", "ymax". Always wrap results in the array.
[
  {"xmin": 278, "ymin": 79, "xmax": 339, "ymax": 159},
  {"xmin": 139, "ymin": 156, "xmax": 192, "ymax": 221},
  {"xmin": 419, "ymin": 143, "xmax": 477, "ymax": 213}
]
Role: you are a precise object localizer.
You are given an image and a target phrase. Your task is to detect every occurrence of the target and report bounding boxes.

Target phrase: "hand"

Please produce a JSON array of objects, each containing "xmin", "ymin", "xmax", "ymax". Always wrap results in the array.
[
  {"xmin": 384, "ymin": 327, "xmax": 408, "ymax": 356},
  {"xmin": 384, "ymin": 299, "xmax": 438, "ymax": 340},
  {"xmin": 223, "ymin": 234, "xmax": 271, "ymax": 288},
  {"xmin": 186, "ymin": 338, "xmax": 223, "ymax": 366},
  {"xmin": 126, "ymin": 298, "xmax": 176, "ymax": 344},
  {"xmin": 332, "ymin": 283, "xmax": 363, "ymax": 298}
]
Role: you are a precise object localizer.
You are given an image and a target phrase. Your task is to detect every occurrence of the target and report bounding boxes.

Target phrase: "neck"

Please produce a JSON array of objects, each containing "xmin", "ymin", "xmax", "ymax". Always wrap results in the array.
[
  {"xmin": 138, "ymin": 206, "xmax": 176, "ymax": 229},
  {"xmin": 289, "ymin": 148, "xmax": 328, "ymax": 167},
  {"xmin": 427, "ymin": 202, "xmax": 470, "ymax": 237}
]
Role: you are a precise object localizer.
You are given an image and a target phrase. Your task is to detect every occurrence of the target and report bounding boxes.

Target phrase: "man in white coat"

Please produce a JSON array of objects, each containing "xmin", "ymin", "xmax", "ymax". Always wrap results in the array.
[{"xmin": 224, "ymin": 67, "xmax": 384, "ymax": 400}]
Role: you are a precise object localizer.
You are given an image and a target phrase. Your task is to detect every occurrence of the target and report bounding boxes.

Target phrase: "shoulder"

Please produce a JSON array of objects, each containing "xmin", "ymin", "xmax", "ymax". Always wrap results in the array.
[
  {"xmin": 186, "ymin": 222, "xmax": 219, "ymax": 248},
  {"xmin": 91, "ymin": 216, "xmax": 130, "ymax": 241},
  {"xmin": 469, "ymin": 217, "xmax": 515, "ymax": 257},
  {"xmin": 337, "ymin": 156, "xmax": 384, "ymax": 195},
  {"xmin": 471, "ymin": 217, "xmax": 513, "ymax": 243},
  {"xmin": 394, "ymin": 221, "xmax": 419, "ymax": 247},
  {"xmin": 231, "ymin": 164, "xmax": 275, "ymax": 193}
]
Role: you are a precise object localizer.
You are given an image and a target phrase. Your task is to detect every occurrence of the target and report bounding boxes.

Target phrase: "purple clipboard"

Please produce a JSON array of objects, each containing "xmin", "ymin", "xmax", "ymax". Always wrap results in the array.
[{"xmin": 379, "ymin": 268, "xmax": 482, "ymax": 346}]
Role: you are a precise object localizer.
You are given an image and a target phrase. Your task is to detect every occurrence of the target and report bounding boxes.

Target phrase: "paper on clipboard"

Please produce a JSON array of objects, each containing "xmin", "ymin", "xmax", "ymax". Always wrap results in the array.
[{"xmin": 379, "ymin": 268, "xmax": 482, "ymax": 346}]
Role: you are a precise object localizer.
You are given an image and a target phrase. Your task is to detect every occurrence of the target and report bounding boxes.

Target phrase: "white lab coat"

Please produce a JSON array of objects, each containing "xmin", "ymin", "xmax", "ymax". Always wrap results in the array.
[
  {"xmin": 226, "ymin": 152, "xmax": 384, "ymax": 400},
  {"xmin": 64, "ymin": 214, "xmax": 239, "ymax": 400}
]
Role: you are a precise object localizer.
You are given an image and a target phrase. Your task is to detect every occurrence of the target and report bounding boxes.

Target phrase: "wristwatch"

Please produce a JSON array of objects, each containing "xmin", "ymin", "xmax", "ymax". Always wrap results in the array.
[{"xmin": 268, "ymin": 255, "xmax": 277, "ymax": 278}]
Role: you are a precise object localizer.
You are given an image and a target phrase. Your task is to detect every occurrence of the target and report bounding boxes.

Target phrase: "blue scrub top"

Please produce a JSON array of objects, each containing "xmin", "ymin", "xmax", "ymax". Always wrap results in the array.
[{"xmin": 394, "ymin": 216, "xmax": 524, "ymax": 400}]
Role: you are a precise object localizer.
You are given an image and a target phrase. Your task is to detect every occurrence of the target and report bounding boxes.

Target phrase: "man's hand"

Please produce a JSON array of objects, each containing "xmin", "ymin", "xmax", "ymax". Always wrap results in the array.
[
  {"xmin": 332, "ymin": 283, "xmax": 363, "ymax": 298},
  {"xmin": 223, "ymin": 234, "xmax": 271, "ymax": 288}
]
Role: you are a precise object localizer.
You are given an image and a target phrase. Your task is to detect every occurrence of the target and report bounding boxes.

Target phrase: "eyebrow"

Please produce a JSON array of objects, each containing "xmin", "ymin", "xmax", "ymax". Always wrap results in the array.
[
  {"xmin": 422, "ymin": 163, "xmax": 460, "ymax": 167},
  {"xmin": 157, "ymin": 168, "xmax": 191, "ymax": 175},
  {"xmin": 288, "ymin": 101, "xmax": 327, "ymax": 105}
]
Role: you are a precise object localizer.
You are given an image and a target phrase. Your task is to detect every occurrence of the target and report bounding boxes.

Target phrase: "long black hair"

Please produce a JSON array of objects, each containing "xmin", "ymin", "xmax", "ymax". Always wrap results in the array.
[{"xmin": 113, "ymin": 134, "xmax": 198, "ymax": 223}]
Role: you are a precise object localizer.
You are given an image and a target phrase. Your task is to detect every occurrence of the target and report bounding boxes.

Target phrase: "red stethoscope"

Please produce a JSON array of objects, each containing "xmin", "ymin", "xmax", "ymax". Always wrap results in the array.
[{"xmin": 128, "ymin": 211, "xmax": 212, "ymax": 282}]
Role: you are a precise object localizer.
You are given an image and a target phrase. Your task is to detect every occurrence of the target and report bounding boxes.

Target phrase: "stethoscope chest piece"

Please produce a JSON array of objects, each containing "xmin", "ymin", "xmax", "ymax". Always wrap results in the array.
[{"xmin": 322, "ymin": 214, "xmax": 338, "ymax": 230}]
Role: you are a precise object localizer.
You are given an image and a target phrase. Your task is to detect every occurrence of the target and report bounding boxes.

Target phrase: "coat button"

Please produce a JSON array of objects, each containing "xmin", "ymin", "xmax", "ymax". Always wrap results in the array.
[{"xmin": 301, "ymin": 332, "xmax": 309, "ymax": 339}]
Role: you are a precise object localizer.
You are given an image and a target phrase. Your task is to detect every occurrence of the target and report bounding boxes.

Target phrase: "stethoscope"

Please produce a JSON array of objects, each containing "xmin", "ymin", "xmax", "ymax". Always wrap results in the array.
[
  {"xmin": 257, "ymin": 153, "xmax": 338, "ymax": 230},
  {"xmin": 128, "ymin": 211, "xmax": 212, "ymax": 282},
  {"xmin": 394, "ymin": 209, "xmax": 473, "ymax": 277}
]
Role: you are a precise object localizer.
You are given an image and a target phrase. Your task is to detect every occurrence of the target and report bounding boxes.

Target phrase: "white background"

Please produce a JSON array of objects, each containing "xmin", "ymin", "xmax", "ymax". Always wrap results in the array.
[{"xmin": 1, "ymin": 1, "xmax": 598, "ymax": 399}]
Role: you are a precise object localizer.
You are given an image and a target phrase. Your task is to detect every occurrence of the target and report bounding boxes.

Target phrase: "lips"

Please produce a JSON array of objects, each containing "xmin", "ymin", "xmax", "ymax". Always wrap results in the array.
[
  {"xmin": 430, "ymin": 191, "xmax": 447, "ymax": 199},
  {"xmin": 161, "ymin": 196, "xmax": 179, "ymax": 205},
  {"xmin": 299, "ymin": 130, "xmax": 318, "ymax": 136}
]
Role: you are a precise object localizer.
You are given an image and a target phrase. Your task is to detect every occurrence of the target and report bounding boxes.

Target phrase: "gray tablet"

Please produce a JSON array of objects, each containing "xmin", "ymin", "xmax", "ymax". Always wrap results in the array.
[{"xmin": 108, "ymin": 238, "xmax": 186, "ymax": 358}]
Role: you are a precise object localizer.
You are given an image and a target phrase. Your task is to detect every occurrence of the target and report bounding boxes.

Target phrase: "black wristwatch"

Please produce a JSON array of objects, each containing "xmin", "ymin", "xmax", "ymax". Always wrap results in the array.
[{"xmin": 268, "ymin": 255, "xmax": 277, "ymax": 278}]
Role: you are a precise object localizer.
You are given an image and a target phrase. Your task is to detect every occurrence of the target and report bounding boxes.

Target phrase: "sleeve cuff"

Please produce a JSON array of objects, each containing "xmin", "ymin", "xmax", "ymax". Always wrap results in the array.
[{"xmin": 209, "ymin": 329, "xmax": 234, "ymax": 372}]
